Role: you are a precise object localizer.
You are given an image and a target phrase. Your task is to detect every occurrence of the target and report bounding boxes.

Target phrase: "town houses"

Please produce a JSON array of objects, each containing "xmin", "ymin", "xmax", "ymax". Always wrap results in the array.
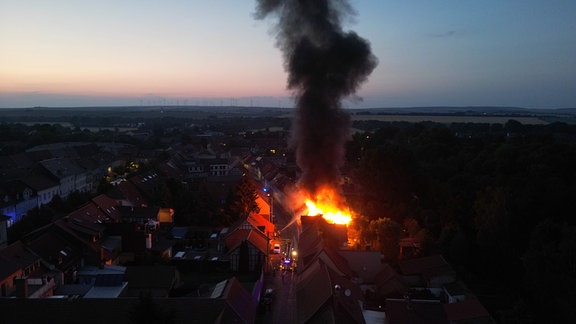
[{"xmin": 1, "ymin": 133, "xmax": 493, "ymax": 323}]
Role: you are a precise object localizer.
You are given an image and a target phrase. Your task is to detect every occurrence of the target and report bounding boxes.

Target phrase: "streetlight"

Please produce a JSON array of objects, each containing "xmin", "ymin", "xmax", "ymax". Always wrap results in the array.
[{"xmin": 264, "ymin": 187, "xmax": 273, "ymax": 223}]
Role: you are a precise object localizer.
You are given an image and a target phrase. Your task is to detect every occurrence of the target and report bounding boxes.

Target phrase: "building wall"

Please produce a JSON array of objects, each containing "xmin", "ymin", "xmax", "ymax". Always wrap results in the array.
[
  {"xmin": 36, "ymin": 187, "xmax": 59, "ymax": 207},
  {"xmin": 229, "ymin": 244, "xmax": 265, "ymax": 272},
  {"xmin": 59, "ymin": 176, "xmax": 75, "ymax": 198},
  {"xmin": 0, "ymin": 269, "xmax": 24, "ymax": 297}
]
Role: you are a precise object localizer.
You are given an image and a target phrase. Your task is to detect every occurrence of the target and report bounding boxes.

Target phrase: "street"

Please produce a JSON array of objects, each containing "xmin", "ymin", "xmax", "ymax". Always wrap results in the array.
[{"xmin": 256, "ymin": 194, "xmax": 300, "ymax": 324}]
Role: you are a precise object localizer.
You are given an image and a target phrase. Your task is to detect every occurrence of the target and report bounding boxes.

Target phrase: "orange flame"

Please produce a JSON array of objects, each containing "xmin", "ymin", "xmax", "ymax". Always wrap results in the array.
[{"xmin": 302, "ymin": 187, "xmax": 352, "ymax": 225}]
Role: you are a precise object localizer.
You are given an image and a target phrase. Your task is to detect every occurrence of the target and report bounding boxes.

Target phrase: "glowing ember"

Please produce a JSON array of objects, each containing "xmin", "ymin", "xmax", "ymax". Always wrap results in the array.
[{"xmin": 302, "ymin": 187, "xmax": 352, "ymax": 225}]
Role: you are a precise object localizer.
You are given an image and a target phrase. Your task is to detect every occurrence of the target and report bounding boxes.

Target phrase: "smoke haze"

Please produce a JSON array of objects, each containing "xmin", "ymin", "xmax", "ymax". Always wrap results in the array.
[{"xmin": 255, "ymin": 0, "xmax": 378, "ymax": 196}]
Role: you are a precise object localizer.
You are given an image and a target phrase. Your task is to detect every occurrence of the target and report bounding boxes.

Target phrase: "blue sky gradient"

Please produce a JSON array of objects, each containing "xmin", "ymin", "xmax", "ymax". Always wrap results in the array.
[{"xmin": 1, "ymin": 0, "xmax": 574, "ymax": 108}]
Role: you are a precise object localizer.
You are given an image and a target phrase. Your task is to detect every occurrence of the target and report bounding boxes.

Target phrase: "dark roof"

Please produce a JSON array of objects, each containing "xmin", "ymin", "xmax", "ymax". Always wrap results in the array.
[
  {"xmin": 296, "ymin": 259, "xmax": 333, "ymax": 323},
  {"xmin": 296, "ymin": 259, "xmax": 366, "ymax": 324},
  {"xmin": 125, "ymin": 265, "xmax": 177, "ymax": 290},
  {"xmin": 0, "ymin": 156, "xmax": 18, "ymax": 170},
  {"xmin": 328, "ymin": 266, "xmax": 366, "ymax": 324},
  {"xmin": 297, "ymin": 224, "xmax": 353, "ymax": 277},
  {"xmin": 127, "ymin": 171, "xmax": 162, "ymax": 202},
  {"xmin": 398, "ymin": 254, "xmax": 450, "ymax": 276},
  {"xmin": 55, "ymin": 217, "xmax": 105, "ymax": 240},
  {"xmin": 338, "ymin": 250, "xmax": 385, "ymax": 283},
  {"xmin": 221, "ymin": 277, "xmax": 257, "ymax": 324},
  {"xmin": 0, "ymin": 241, "xmax": 40, "ymax": 279},
  {"xmin": 374, "ymin": 264, "xmax": 408, "ymax": 297},
  {"xmin": 385, "ymin": 298, "xmax": 448, "ymax": 324},
  {"xmin": 9, "ymin": 153, "xmax": 35, "ymax": 169},
  {"xmin": 116, "ymin": 181, "xmax": 149, "ymax": 206},
  {"xmin": 298, "ymin": 223, "xmax": 324, "ymax": 267},
  {"xmin": 205, "ymin": 175, "xmax": 242, "ymax": 202},
  {"xmin": 117, "ymin": 205, "xmax": 159, "ymax": 221},
  {"xmin": 20, "ymin": 174, "xmax": 59, "ymax": 192},
  {"xmin": 24, "ymin": 226, "xmax": 84, "ymax": 271},
  {"xmin": 315, "ymin": 247, "xmax": 355, "ymax": 278},
  {"xmin": 443, "ymin": 299, "xmax": 491, "ymax": 322},
  {"xmin": 156, "ymin": 161, "xmax": 185, "ymax": 178},
  {"xmin": 39, "ymin": 157, "xmax": 85, "ymax": 179}
]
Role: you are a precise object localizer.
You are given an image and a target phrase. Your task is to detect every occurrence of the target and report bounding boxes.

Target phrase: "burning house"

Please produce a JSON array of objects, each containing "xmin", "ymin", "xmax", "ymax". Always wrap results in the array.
[
  {"xmin": 256, "ymin": 0, "xmax": 378, "ymax": 232},
  {"xmin": 255, "ymin": 0, "xmax": 381, "ymax": 322}
]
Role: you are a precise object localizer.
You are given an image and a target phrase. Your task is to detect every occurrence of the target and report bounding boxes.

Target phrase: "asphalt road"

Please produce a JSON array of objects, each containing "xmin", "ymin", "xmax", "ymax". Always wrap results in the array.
[
  {"xmin": 256, "ymin": 195, "xmax": 300, "ymax": 324},
  {"xmin": 256, "ymin": 265, "xmax": 297, "ymax": 324}
]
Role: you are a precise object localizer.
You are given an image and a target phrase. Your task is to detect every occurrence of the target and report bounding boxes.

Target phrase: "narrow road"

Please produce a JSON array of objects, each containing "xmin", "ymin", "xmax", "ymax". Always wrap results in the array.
[
  {"xmin": 256, "ymin": 197, "xmax": 300, "ymax": 323},
  {"xmin": 257, "ymin": 266, "xmax": 297, "ymax": 324}
]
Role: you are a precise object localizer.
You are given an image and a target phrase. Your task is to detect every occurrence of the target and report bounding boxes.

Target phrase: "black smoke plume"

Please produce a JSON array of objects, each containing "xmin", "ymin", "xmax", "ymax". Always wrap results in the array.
[{"xmin": 256, "ymin": 0, "xmax": 377, "ymax": 196}]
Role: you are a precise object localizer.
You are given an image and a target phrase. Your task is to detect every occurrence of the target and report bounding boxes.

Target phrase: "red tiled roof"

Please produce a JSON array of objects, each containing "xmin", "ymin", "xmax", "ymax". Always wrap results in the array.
[
  {"xmin": 225, "ymin": 229, "xmax": 269, "ymax": 254},
  {"xmin": 0, "ymin": 241, "xmax": 40, "ymax": 279},
  {"xmin": 91, "ymin": 194, "xmax": 122, "ymax": 222},
  {"xmin": 66, "ymin": 203, "xmax": 109, "ymax": 224},
  {"xmin": 247, "ymin": 213, "xmax": 274, "ymax": 234},
  {"xmin": 116, "ymin": 181, "xmax": 149, "ymax": 206}
]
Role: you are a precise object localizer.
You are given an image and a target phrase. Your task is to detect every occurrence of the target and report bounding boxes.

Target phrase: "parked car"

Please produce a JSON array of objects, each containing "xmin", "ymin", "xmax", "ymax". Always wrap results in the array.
[
  {"xmin": 273, "ymin": 243, "xmax": 281, "ymax": 254},
  {"xmin": 261, "ymin": 288, "xmax": 274, "ymax": 311}
]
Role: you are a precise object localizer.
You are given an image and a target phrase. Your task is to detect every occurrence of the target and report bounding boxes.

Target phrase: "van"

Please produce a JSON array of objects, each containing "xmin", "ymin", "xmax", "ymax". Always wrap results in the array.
[{"xmin": 273, "ymin": 243, "xmax": 281, "ymax": 254}]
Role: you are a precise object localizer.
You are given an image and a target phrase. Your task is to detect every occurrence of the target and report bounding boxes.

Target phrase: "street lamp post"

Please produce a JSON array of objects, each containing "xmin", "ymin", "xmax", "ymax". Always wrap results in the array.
[{"xmin": 264, "ymin": 187, "xmax": 273, "ymax": 223}]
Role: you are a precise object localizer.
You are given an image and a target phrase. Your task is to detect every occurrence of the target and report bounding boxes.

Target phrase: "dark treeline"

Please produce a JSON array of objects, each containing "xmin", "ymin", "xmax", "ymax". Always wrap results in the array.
[
  {"xmin": 346, "ymin": 120, "xmax": 576, "ymax": 322},
  {"xmin": 0, "ymin": 115, "xmax": 291, "ymax": 155}
]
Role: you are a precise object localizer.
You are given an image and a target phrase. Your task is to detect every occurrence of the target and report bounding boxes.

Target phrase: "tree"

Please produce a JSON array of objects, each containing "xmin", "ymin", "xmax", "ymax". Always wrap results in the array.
[
  {"xmin": 222, "ymin": 177, "xmax": 260, "ymax": 225},
  {"xmin": 473, "ymin": 186, "xmax": 509, "ymax": 249},
  {"xmin": 367, "ymin": 217, "xmax": 403, "ymax": 262},
  {"xmin": 523, "ymin": 219, "xmax": 576, "ymax": 322},
  {"xmin": 355, "ymin": 143, "xmax": 423, "ymax": 221}
]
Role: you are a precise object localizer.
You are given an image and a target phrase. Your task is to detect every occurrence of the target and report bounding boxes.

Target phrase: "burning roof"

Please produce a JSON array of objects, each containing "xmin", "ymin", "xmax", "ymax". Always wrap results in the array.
[{"xmin": 256, "ymin": 0, "xmax": 377, "ymax": 228}]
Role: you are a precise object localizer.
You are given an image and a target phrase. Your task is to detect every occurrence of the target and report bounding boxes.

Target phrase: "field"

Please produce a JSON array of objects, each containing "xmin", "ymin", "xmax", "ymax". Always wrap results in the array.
[
  {"xmin": 2, "ymin": 106, "xmax": 575, "ymax": 125},
  {"xmin": 350, "ymin": 114, "xmax": 549, "ymax": 125}
]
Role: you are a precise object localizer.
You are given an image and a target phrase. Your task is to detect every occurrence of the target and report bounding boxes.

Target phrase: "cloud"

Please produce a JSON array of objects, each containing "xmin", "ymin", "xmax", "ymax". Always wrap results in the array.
[{"xmin": 426, "ymin": 30, "xmax": 457, "ymax": 38}]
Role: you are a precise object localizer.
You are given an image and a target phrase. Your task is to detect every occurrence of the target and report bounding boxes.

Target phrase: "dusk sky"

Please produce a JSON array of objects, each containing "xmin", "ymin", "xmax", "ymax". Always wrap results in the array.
[{"xmin": 1, "ymin": 0, "xmax": 575, "ymax": 109}]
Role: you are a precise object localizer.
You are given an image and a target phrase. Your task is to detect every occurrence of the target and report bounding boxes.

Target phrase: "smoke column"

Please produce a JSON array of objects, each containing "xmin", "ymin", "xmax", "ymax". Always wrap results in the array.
[{"xmin": 256, "ymin": 0, "xmax": 377, "ymax": 197}]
